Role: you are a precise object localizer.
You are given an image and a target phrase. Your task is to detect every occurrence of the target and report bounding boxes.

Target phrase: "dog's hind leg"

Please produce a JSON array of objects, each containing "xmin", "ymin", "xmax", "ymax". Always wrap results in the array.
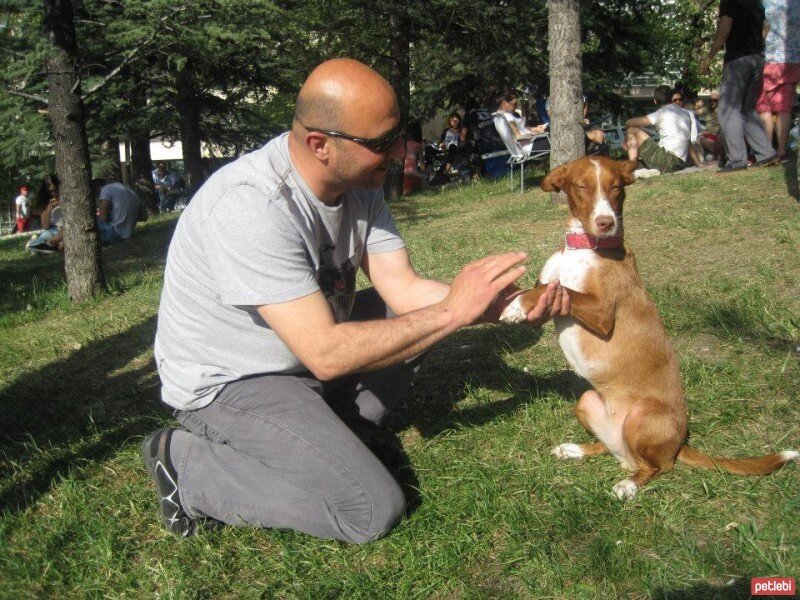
[
  {"xmin": 612, "ymin": 467, "xmax": 662, "ymax": 501},
  {"xmin": 612, "ymin": 401, "xmax": 683, "ymax": 500},
  {"xmin": 552, "ymin": 390, "xmax": 610, "ymax": 460}
]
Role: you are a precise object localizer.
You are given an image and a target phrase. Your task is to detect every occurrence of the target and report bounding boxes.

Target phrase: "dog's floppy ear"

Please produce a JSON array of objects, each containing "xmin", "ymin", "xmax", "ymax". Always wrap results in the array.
[
  {"xmin": 617, "ymin": 160, "xmax": 638, "ymax": 185},
  {"xmin": 541, "ymin": 163, "xmax": 568, "ymax": 192}
]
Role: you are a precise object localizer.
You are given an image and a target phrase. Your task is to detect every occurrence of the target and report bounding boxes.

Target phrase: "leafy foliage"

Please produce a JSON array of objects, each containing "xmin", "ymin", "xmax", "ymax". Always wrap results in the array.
[{"xmin": 1, "ymin": 0, "xmax": 723, "ymax": 199}]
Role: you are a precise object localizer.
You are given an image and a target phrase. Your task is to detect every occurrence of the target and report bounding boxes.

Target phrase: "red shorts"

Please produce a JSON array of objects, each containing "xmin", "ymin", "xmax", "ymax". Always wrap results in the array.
[{"xmin": 756, "ymin": 62, "xmax": 800, "ymax": 113}]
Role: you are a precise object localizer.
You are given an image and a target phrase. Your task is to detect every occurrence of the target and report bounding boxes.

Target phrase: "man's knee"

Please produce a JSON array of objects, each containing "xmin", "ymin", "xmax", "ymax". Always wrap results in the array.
[
  {"xmin": 338, "ymin": 477, "xmax": 406, "ymax": 544},
  {"xmin": 626, "ymin": 127, "xmax": 649, "ymax": 142}
]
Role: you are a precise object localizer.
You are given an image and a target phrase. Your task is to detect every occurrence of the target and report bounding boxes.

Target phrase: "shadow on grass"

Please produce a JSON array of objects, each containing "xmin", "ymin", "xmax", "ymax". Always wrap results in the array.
[
  {"xmin": 388, "ymin": 325, "xmax": 587, "ymax": 440},
  {"xmin": 653, "ymin": 578, "xmax": 752, "ymax": 599},
  {"xmin": 0, "ymin": 217, "xmax": 177, "ymax": 317},
  {"xmin": 0, "ymin": 316, "xmax": 164, "ymax": 514},
  {"xmin": 783, "ymin": 155, "xmax": 799, "ymax": 201},
  {"xmin": 0, "ymin": 313, "xmax": 582, "ymax": 522}
]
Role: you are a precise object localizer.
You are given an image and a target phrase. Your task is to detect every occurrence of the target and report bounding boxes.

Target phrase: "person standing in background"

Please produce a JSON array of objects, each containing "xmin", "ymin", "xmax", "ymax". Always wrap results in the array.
[
  {"xmin": 756, "ymin": 0, "xmax": 800, "ymax": 162},
  {"xmin": 152, "ymin": 163, "xmax": 177, "ymax": 213},
  {"xmin": 700, "ymin": 0, "xmax": 780, "ymax": 172},
  {"xmin": 14, "ymin": 186, "xmax": 30, "ymax": 232}
]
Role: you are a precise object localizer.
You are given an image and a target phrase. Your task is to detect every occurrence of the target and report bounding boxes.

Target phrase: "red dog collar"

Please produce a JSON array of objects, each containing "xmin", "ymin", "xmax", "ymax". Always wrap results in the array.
[{"xmin": 565, "ymin": 230, "xmax": 624, "ymax": 250}]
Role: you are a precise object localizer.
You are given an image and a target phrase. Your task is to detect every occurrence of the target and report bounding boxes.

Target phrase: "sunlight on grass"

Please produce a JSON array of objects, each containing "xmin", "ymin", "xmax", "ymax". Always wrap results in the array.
[{"xmin": 1, "ymin": 168, "xmax": 798, "ymax": 597}]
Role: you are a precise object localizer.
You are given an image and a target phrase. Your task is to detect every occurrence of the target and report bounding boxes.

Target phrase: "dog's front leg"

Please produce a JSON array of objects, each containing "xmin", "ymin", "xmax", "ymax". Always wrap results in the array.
[
  {"xmin": 498, "ymin": 284, "xmax": 547, "ymax": 324},
  {"xmin": 500, "ymin": 286, "xmax": 616, "ymax": 337},
  {"xmin": 567, "ymin": 290, "xmax": 616, "ymax": 338}
]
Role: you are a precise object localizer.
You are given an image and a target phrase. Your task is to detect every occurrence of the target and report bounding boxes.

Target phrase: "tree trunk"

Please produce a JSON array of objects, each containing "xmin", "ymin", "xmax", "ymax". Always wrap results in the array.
[
  {"xmin": 130, "ymin": 134, "xmax": 156, "ymax": 214},
  {"xmin": 176, "ymin": 67, "xmax": 205, "ymax": 200},
  {"xmin": 127, "ymin": 87, "xmax": 156, "ymax": 214},
  {"xmin": 100, "ymin": 137, "xmax": 122, "ymax": 181},
  {"xmin": 386, "ymin": 1, "xmax": 410, "ymax": 201},
  {"xmin": 548, "ymin": 0, "xmax": 584, "ymax": 204},
  {"xmin": 43, "ymin": 0, "xmax": 105, "ymax": 301}
]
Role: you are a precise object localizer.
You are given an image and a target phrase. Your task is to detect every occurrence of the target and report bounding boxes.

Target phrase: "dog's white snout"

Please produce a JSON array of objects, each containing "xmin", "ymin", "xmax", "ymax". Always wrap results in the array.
[{"xmin": 591, "ymin": 198, "xmax": 617, "ymax": 237}]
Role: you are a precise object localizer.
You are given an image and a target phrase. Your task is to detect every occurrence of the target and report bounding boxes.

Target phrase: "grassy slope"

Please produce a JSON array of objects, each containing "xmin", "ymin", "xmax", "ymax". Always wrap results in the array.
[{"xmin": 0, "ymin": 166, "xmax": 798, "ymax": 599}]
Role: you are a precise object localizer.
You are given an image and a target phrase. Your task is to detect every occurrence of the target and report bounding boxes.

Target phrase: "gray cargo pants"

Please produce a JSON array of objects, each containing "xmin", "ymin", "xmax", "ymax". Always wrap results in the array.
[
  {"xmin": 168, "ymin": 289, "xmax": 420, "ymax": 543},
  {"xmin": 718, "ymin": 54, "xmax": 776, "ymax": 168}
]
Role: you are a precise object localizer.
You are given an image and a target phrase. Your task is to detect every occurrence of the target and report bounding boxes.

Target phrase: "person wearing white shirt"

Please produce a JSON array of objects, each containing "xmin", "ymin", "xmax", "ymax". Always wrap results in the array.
[
  {"xmin": 14, "ymin": 186, "xmax": 30, "ymax": 232},
  {"xmin": 624, "ymin": 85, "xmax": 699, "ymax": 174}
]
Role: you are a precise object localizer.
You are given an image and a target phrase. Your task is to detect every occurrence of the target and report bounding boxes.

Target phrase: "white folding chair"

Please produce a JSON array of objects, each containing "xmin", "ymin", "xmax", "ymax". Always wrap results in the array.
[{"xmin": 492, "ymin": 113, "xmax": 550, "ymax": 193}]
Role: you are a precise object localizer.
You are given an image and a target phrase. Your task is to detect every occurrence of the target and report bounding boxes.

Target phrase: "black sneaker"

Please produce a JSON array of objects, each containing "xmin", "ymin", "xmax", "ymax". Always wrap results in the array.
[
  {"xmin": 28, "ymin": 241, "xmax": 57, "ymax": 254},
  {"xmin": 754, "ymin": 154, "xmax": 781, "ymax": 167},
  {"xmin": 140, "ymin": 428, "xmax": 196, "ymax": 537},
  {"xmin": 716, "ymin": 164, "xmax": 748, "ymax": 174}
]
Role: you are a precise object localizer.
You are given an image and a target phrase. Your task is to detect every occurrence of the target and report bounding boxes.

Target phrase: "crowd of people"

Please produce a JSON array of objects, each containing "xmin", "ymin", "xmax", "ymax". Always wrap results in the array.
[
  {"xmin": 10, "ymin": 173, "xmax": 148, "ymax": 255},
  {"xmin": 402, "ymin": 86, "xmax": 610, "ymax": 193},
  {"xmin": 402, "ymin": 0, "xmax": 798, "ymax": 189},
  {"xmin": 626, "ymin": 0, "xmax": 797, "ymax": 177},
  {"xmin": 8, "ymin": 160, "xmax": 189, "ymax": 255}
]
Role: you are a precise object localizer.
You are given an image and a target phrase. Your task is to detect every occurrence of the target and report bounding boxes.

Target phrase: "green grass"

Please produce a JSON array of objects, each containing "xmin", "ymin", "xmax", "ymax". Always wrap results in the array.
[{"xmin": 1, "ymin": 166, "xmax": 799, "ymax": 599}]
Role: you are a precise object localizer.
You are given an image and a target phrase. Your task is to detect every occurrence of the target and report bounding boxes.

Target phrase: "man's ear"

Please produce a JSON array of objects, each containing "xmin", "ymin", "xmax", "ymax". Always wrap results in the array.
[
  {"xmin": 541, "ymin": 163, "xmax": 568, "ymax": 192},
  {"xmin": 617, "ymin": 160, "xmax": 638, "ymax": 185},
  {"xmin": 306, "ymin": 132, "xmax": 330, "ymax": 161}
]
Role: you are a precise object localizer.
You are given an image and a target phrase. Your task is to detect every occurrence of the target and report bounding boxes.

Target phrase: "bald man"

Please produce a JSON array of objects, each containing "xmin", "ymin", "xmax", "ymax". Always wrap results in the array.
[{"xmin": 143, "ymin": 58, "xmax": 569, "ymax": 543}]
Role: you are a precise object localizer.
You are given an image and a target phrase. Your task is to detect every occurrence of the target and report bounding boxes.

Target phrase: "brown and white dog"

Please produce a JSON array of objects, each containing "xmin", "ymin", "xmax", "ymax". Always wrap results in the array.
[{"xmin": 500, "ymin": 155, "xmax": 798, "ymax": 500}]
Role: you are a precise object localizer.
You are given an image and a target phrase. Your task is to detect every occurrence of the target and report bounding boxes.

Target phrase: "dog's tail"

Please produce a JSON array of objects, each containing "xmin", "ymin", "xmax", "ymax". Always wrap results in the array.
[{"xmin": 677, "ymin": 444, "xmax": 799, "ymax": 476}]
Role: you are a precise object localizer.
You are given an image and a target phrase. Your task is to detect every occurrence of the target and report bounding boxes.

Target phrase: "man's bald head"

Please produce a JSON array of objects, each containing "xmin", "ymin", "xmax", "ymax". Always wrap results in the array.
[{"xmin": 294, "ymin": 58, "xmax": 398, "ymax": 135}]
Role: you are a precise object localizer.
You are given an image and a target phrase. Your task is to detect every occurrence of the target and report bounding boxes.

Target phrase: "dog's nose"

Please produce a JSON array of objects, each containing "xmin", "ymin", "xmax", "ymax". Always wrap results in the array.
[{"xmin": 595, "ymin": 216, "xmax": 615, "ymax": 234}]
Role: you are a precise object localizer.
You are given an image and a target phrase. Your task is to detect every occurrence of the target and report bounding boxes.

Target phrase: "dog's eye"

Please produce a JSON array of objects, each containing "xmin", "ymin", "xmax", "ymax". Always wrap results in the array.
[{"xmin": 575, "ymin": 184, "xmax": 588, "ymax": 190}]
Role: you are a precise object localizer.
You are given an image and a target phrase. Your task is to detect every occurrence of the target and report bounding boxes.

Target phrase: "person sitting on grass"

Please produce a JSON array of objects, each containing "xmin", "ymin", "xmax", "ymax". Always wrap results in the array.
[
  {"xmin": 699, "ymin": 91, "xmax": 725, "ymax": 162},
  {"xmin": 28, "ymin": 174, "xmax": 64, "ymax": 255},
  {"xmin": 624, "ymin": 85, "xmax": 700, "ymax": 174},
  {"xmin": 141, "ymin": 58, "xmax": 571, "ymax": 543},
  {"xmin": 28, "ymin": 177, "xmax": 146, "ymax": 254}
]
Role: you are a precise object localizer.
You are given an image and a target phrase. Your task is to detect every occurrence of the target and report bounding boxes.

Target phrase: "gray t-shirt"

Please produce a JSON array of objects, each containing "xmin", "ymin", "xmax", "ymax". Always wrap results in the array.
[
  {"xmin": 99, "ymin": 182, "xmax": 141, "ymax": 239},
  {"xmin": 154, "ymin": 133, "xmax": 406, "ymax": 410}
]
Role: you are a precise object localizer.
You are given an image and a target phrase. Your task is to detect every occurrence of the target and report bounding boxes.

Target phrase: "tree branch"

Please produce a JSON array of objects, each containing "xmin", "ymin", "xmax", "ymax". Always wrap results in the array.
[
  {"xmin": 8, "ymin": 89, "xmax": 49, "ymax": 104},
  {"xmin": 78, "ymin": 5, "xmax": 189, "ymax": 99},
  {"xmin": 1, "ymin": 47, "xmax": 27, "ymax": 59}
]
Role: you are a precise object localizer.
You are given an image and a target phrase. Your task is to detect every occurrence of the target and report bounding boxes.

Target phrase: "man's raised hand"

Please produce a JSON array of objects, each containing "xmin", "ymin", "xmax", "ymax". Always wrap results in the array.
[{"xmin": 443, "ymin": 252, "xmax": 528, "ymax": 328}]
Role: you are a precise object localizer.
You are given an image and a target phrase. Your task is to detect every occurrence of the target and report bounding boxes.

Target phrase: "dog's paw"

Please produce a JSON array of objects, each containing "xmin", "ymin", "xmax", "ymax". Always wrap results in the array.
[
  {"xmin": 551, "ymin": 443, "xmax": 585, "ymax": 460},
  {"xmin": 612, "ymin": 479, "xmax": 638, "ymax": 501},
  {"xmin": 499, "ymin": 296, "xmax": 526, "ymax": 324}
]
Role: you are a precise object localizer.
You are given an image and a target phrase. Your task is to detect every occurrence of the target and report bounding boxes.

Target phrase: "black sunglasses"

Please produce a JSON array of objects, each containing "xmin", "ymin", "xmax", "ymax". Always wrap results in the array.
[
  {"xmin": 298, "ymin": 119, "xmax": 404, "ymax": 153},
  {"xmin": 672, "ymin": 97, "xmax": 683, "ymax": 103}
]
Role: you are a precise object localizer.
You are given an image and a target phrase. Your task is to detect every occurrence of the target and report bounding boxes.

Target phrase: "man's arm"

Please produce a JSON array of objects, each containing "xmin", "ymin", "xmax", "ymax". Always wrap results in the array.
[
  {"xmin": 699, "ymin": 15, "xmax": 733, "ymax": 75},
  {"xmin": 362, "ymin": 247, "xmax": 566, "ymax": 324},
  {"xmin": 361, "ymin": 248, "xmax": 449, "ymax": 315},
  {"xmin": 625, "ymin": 116, "xmax": 652, "ymax": 128},
  {"xmin": 257, "ymin": 252, "xmax": 528, "ymax": 380},
  {"xmin": 40, "ymin": 199, "xmax": 57, "ymax": 228},
  {"xmin": 97, "ymin": 198, "xmax": 111, "ymax": 222}
]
